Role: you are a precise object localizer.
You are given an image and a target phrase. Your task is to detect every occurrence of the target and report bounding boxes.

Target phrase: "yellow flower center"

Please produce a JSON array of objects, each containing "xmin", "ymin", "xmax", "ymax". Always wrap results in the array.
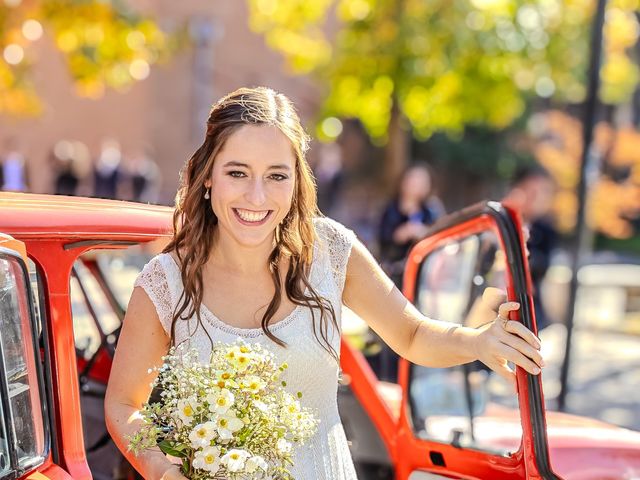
[
  {"xmin": 198, "ymin": 428, "xmax": 207, "ymax": 437},
  {"xmin": 238, "ymin": 356, "xmax": 247, "ymax": 364},
  {"xmin": 240, "ymin": 346, "xmax": 249, "ymax": 353},
  {"xmin": 183, "ymin": 405, "xmax": 193, "ymax": 416},
  {"xmin": 231, "ymin": 453, "xmax": 239, "ymax": 460},
  {"xmin": 250, "ymin": 382, "xmax": 258, "ymax": 389},
  {"xmin": 217, "ymin": 398, "xmax": 226, "ymax": 406},
  {"xmin": 205, "ymin": 455, "xmax": 214, "ymax": 464},
  {"xmin": 219, "ymin": 419, "xmax": 228, "ymax": 427},
  {"xmin": 217, "ymin": 380, "xmax": 226, "ymax": 388},
  {"xmin": 222, "ymin": 372, "xmax": 231, "ymax": 379}
]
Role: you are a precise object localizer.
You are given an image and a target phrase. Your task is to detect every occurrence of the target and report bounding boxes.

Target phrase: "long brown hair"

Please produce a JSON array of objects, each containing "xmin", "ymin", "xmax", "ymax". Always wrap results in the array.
[{"xmin": 163, "ymin": 87, "xmax": 339, "ymax": 360}]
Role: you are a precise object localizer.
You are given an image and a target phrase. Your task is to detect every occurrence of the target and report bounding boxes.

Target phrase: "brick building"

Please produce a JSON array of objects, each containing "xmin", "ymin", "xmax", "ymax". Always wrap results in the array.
[{"xmin": 0, "ymin": 1, "xmax": 322, "ymax": 203}]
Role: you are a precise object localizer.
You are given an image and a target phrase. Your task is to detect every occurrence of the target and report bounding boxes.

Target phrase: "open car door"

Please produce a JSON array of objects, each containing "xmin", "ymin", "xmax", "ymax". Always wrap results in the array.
[{"xmin": 396, "ymin": 201, "xmax": 560, "ymax": 480}]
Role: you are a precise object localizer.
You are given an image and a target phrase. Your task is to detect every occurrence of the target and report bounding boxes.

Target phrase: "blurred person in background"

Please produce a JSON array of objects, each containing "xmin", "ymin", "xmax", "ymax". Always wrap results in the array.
[
  {"xmin": 503, "ymin": 165, "xmax": 558, "ymax": 331},
  {"xmin": 128, "ymin": 145, "xmax": 161, "ymax": 204},
  {"xmin": 379, "ymin": 163, "xmax": 445, "ymax": 287},
  {"xmin": 94, "ymin": 138, "xmax": 124, "ymax": 199},
  {"xmin": 375, "ymin": 163, "xmax": 445, "ymax": 381},
  {"xmin": 51, "ymin": 140, "xmax": 92, "ymax": 196},
  {"xmin": 315, "ymin": 142, "xmax": 344, "ymax": 215},
  {"xmin": 1, "ymin": 137, "xmax": 29, "ymax": 192}
]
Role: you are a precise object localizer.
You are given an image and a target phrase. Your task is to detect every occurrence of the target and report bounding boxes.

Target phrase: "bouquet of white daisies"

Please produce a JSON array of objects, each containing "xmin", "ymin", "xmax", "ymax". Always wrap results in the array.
[{"xmin": 128, "ymin": 339, "xmax": 318, "ymax": 479}]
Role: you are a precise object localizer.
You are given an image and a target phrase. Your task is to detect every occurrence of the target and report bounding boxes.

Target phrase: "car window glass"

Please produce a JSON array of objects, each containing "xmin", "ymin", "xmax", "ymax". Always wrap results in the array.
[
  {"xmin": 73, "ymin": 260, "xmax": 120, "ymax": 335},
  {"xmin": 70, "ymin": 274, "xmax": 103, "ymax": 361},
  {"xmin": 0, "ymin": 253, "xmax": 46, "ymax": 471},
  {"xmin": 95, "ymin": 248, "xmax": 148, "ymax": 310},
  {"xmin": 409, "ymin": 230, "xmax": 522, "ymax": 455}
]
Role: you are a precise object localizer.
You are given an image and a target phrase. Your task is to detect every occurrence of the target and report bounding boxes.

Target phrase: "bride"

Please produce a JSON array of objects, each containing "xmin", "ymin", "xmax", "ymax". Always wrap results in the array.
[{"xmin": 104, "ymin": 87, "xmax": 543, "ymax": 479}]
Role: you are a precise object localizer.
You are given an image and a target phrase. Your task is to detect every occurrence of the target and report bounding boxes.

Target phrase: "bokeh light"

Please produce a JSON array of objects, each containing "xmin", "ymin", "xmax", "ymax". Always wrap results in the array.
[
  {"xmin": 22, "ymin": 19, "xmax": 43, "ymax": 41},
  {"xmin": 3, "ymin": 44, "xmax": 24, "ymax": 65},
  {"xmin": 321, "ymin": 117, "xmax": 343, "ymax": 139}
]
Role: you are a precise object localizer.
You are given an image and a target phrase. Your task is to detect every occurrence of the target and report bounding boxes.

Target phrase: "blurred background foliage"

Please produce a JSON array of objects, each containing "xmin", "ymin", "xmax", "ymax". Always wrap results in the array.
[
  {"xmin": 249, "ymin": 0, "xmax": 640, "ymax": 247},
  {"xmin": 1, "ymin": 0, "xmax": 639, "ymax": 247},
  {"xmin": 248, "ymin": 0, "xmax": 639, "ymax": 141},
  {"xmin": 0, "ymin": 0, "xmax": 180, "ymax": 116}
]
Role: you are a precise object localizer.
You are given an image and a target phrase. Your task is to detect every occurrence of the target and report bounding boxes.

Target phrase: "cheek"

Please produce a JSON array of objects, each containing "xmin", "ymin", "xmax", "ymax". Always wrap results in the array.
[
  {"xmin": 270, "ymin": 180, "xmax": 295, "ymax": 203},
  {"xmin": 210, "ymin": 176, "xmax": 238, "ymax": 198}
]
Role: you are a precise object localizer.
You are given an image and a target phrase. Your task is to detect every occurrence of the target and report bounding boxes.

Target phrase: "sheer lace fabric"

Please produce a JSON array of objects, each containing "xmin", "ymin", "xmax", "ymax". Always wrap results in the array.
[{"xmin": 134, "ymin": 217, "xmax": 359, "ymax": 479}]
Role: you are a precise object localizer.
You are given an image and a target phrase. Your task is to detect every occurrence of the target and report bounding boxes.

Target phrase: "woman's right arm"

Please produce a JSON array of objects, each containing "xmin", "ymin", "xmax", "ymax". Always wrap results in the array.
[{"xmin": 104, "ymin": 286, "xmax": 185, "ymax": 480}]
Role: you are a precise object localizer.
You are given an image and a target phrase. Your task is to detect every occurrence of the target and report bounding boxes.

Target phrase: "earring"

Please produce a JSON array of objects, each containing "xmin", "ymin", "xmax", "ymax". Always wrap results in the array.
[{"xmin": 204, "ymin": 188, "xmax": 210, "ymax": 200}]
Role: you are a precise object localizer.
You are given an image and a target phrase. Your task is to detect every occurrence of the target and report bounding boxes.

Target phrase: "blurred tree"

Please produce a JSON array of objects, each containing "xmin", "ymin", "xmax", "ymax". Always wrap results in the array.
[
  {"xmin": 0, "ymin": 0, "xmax": 178, "ymax": 116},
  {"xmin": 532, "ymin": 110, "xmax": 640, "ymax": 244},
  {"xmin": 247, "ymin": 0, "xmax": 640, "ymax": 184}
]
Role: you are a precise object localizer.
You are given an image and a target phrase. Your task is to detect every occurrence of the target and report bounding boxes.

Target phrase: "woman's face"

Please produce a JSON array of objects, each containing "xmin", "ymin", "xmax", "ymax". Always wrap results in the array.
[
  {"xmin": 401, "ymin": 167, "xmax": 431, "ymax": 202},
  {"xmin": 205, "ymin": 124, "xmax": 296, "ymax": 249}
]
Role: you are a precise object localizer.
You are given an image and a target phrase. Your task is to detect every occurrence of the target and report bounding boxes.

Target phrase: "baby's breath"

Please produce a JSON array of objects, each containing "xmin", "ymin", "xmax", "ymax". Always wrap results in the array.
[{"xmin": 128, "ymin": 339, "xmax": 318, "ymax": 480}]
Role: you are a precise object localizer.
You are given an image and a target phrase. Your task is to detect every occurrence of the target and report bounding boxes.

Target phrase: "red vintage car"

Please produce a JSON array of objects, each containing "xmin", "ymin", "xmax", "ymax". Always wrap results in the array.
[{"xmin": 1, "ymin": 192, "xmax": 639, "ymax": 480}]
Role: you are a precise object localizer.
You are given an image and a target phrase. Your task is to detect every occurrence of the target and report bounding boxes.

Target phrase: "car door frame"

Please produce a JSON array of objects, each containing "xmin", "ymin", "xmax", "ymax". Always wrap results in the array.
[
  {"xmin": 394, "ymin": 201, "xmax": 560, "ymax": 480},
  {"xmin": 0, "ymin": 235, "xmax": 72, "ymax": 480}
]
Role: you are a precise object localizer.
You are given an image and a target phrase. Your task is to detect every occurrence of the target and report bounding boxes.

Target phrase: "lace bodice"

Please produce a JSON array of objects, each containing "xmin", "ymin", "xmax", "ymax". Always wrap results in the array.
[{"xmin": 134, "ymin": 216, "xmax": 359, "ymax": 479}]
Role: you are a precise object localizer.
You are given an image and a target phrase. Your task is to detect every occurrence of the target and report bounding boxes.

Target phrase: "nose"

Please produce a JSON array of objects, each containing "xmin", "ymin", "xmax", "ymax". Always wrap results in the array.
[{"xmin": 245, "ymin": 178, "xmax": 266, "ymax": 206}]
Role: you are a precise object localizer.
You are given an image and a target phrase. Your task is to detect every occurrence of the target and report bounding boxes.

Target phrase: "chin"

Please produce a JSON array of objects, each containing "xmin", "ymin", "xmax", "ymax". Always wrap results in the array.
[{"xmin": 228, "ymin": 226, "xmax": 277, "ymax": 248}]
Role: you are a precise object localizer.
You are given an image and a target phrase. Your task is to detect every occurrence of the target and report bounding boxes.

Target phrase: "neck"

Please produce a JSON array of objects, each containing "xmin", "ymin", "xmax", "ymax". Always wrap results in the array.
[
  {"xmin": 399, "ymin": 198, "xmax": 422, "ymax": 215},
  {"xmin": 207, "ymin": 228, "xmax": 275, "ymax": 275}
]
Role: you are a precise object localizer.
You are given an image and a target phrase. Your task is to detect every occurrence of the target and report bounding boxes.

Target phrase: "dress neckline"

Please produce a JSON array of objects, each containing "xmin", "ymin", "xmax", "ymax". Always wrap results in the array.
[{"xmin": 161, "ymin": 249, "xmax": 316, "ymax": 338}]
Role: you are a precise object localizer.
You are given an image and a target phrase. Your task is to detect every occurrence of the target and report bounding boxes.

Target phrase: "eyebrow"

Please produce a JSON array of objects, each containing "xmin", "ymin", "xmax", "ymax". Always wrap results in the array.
[{"xmin": 223, "ymin": 161, "xmax": 292, "ymax": 171}]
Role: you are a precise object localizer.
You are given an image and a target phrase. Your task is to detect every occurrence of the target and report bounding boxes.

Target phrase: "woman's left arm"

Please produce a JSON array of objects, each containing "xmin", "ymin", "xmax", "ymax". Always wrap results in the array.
[{"xmin": 342, "ymin": 240, "xmax": 544, "ymax": 385}]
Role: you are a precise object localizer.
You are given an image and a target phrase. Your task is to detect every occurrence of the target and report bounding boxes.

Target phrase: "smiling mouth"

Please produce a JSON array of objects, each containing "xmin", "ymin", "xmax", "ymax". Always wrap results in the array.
[{"xmin": 233, "ymin": 208, "xmax": 272, "ymax": 225}]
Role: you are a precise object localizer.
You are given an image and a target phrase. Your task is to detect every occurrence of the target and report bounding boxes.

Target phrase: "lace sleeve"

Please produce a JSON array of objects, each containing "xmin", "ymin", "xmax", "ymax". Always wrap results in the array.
[
  {"xmin": 314, "ymin": 217, "xmax": 357, "ymax": 292},
  {"xmin": 133, "ymin": 255, "xmax": 173, "ymax": 334}
]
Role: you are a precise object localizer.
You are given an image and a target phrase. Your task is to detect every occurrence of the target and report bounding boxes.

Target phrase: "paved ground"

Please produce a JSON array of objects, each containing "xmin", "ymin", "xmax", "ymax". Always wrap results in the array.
[{"xmin": 538, "ymin": 323, "xmax": 640, "ymax": 431}]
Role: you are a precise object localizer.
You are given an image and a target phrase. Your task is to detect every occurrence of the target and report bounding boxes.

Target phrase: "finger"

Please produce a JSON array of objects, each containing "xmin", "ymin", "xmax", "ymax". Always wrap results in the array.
[
  {"xmin": 482, "ymin": 287, "xmax": 508, "ymax": 311},
  {"xmin": 498, "ymin": 301, "xmax": 520, "ymax": 320},
  {"xmin": 498, "ymin": 344, "xmax": 541, "ymax": 375},
  {"xmin": 499, "ymin": 334, "xmax": 544, "ymax": 368},
  {"xmin": 488, "ymin": 358, "xmax": 517, "ymax": 387},
  {"xmin": 504, "ymin": 320, "xmax": 541, "ymax": 350}
]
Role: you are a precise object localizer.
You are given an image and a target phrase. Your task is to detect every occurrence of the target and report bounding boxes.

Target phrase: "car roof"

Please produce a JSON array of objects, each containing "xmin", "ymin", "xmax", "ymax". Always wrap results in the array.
[{"xmin": 0, "ymin": 192, "xmax": 173, "ymax": 242}]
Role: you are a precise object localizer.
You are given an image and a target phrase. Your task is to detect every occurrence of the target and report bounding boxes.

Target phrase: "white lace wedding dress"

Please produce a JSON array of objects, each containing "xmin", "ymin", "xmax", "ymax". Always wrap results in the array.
[{"xmin": 134, "ymin": 217, "xmax": 359, "ymax": 479}]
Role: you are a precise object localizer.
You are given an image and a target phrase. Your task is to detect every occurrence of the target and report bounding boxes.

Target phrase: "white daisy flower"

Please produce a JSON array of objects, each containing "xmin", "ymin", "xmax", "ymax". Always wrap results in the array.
[
  {"xmin": 188, "ymin": 421, "xmax": 217, "ymax": 448},
  {"xmin": 245, "ymin": 454, "xmax": 269, "ymax": 473},
  {"xmin": 192, "ymin": 445, "xmax": 221, "ymax": 473},
  {"xmin": 208, "ymin": 388, "xmax": 235, "ymax": 415},
  {"xmin": 214, "ymin": 411, "xmax": 244, "ymax": 440},
  {"xmin": 281, "ymin": 398, "xmax": 301, "ymax": 418},
  {"xmin": 175, "ymin": 396, "xmax": 198, "ymax": 425},
  {"xmin": 253, "ymin": 399, "xmax": 269, "ymax": 412},
  {"xmin": 221, "ymin": 449, "xmax": 251, "ymax": 472},
  {"xmin": 225, "ymin": 345, "xmax": 254, "ymax": 372},
  {"xmin": 242, "ymin": 375, "xmax": 266, "ymax": 394}
]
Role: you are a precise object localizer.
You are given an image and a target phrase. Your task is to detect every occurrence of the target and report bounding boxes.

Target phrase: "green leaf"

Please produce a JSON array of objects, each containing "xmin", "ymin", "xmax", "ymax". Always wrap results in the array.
[{"xmin": 157, "ymin": 440, "xmax": 188, "ymax": 458}]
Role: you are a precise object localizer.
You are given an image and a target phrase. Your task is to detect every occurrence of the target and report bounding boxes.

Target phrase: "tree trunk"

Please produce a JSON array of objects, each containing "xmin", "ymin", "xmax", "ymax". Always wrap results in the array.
[{"xmin": 383, "ymin": 101, "xmax": 410, "ymax": 193}]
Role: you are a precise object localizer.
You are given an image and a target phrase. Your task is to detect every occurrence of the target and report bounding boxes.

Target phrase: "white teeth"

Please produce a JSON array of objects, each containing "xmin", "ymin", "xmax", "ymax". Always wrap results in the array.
[{"xmin": 235, "ymin": 209, "xmax": 269, "ymax": 223}]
